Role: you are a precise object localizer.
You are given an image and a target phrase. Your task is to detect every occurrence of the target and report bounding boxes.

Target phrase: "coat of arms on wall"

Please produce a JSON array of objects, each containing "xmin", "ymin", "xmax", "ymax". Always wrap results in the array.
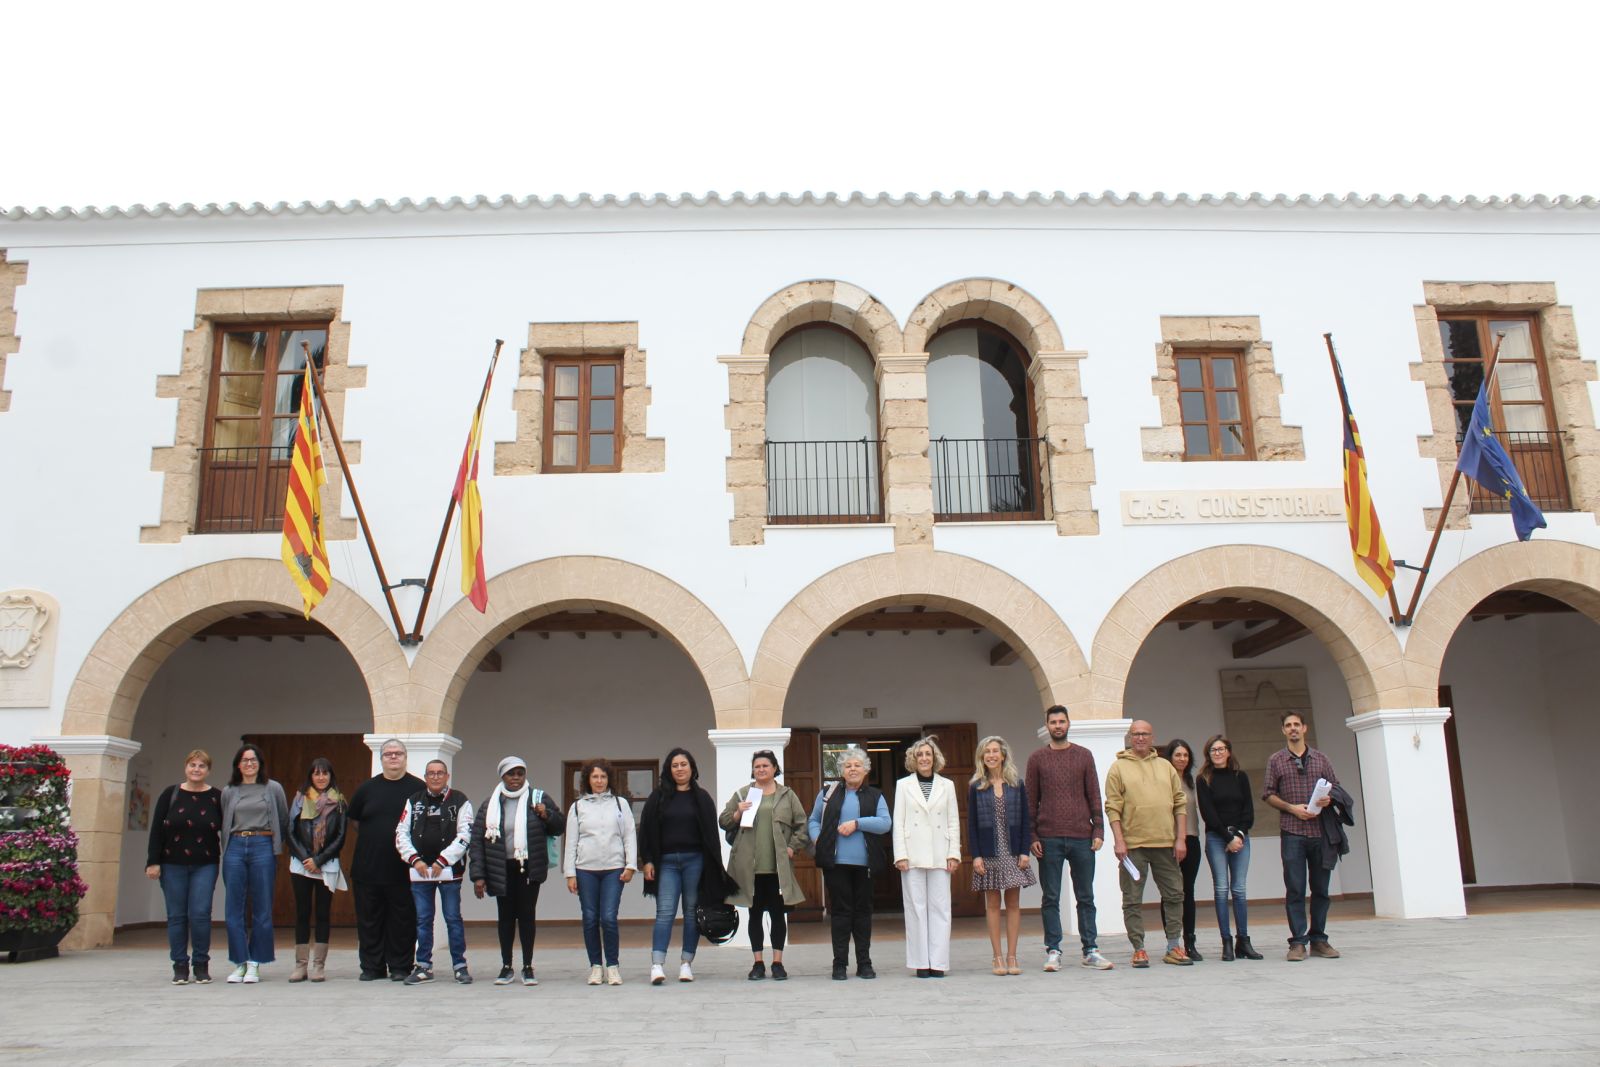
[{"xmin": 0, "ymin": 594, "xmax": 49, "ymax": 669}]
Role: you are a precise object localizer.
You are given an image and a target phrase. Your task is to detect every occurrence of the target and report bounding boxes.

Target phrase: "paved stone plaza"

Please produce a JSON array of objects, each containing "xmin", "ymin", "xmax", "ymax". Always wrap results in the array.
[{"xmin": 3, "ymin": 898, "xmax": 1597, "ymax": 1066}]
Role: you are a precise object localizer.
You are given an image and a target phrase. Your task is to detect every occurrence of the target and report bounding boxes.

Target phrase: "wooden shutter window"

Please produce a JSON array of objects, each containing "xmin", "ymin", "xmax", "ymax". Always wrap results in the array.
[
  {"xmin": 1178, "ymin": 351, "xmax": 1254, "ymax": 460},
  {"xmin": 545, "ymin": 358, "xmax": 623, "ymax": 472}
]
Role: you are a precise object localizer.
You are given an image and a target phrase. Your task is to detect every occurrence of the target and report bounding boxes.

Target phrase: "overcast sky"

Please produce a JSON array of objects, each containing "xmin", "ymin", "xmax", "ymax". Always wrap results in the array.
[{"xmin": 7, "ymin": 0, "xmax": 1595, "ymax": 210}]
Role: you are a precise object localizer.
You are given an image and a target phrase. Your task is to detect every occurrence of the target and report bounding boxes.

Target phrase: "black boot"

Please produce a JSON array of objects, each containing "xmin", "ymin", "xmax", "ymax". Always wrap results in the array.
[
  {"xmin": 1220, "ymin": 938, "xmax": 1235, "ymax": 961},
  {"xmin": 1236, "ymin": 936, "xmax": 1263, "ymax": 960},
  {"xmin": 1185, "ymin": 939, "xmax": 1203, "ymax": 962}
]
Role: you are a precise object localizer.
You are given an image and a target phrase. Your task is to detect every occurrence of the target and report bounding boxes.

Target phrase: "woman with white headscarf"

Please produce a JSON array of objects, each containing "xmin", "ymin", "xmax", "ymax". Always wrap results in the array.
[{"xmin": 469, "ymin": 756, "xmax": 564, "ymax": 986}]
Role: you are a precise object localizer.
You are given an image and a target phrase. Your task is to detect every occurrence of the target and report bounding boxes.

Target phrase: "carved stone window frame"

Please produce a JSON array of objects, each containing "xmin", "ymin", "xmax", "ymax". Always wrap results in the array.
[
  {"xmin": 0, "ymin": 251, "xmax": 26, "ymax": 413},
  {"xmin": 1411, "ymin": 281, "xmax": 1599, "ymax": 528},
  {"xmin": 1142, "ymin": 315, "xmax": 1304, "ymax": 463},
  {"xmin": 493, "ymin": 321, "xmax": 664, "ymax": 477},
  {"xmin": 142, "ymin": 286, "xmax": 362, "ymax": 544}
]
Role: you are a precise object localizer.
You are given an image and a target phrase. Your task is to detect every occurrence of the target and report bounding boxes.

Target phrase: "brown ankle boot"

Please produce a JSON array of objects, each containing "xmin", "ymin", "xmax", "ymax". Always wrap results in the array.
[
  {"xmin": 289, "ymin": 943, "xmax": 310, "ymax": 983},
  {"xmin": 309, "ymin": 942, "xmax": 329, "ymax": 982}
]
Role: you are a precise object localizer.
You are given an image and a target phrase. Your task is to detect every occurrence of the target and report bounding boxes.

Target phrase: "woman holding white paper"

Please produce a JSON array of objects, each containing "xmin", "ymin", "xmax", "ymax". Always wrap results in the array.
[{"xmin": 719, "ymin": 749, "xmax": 809, "ymax": 980}]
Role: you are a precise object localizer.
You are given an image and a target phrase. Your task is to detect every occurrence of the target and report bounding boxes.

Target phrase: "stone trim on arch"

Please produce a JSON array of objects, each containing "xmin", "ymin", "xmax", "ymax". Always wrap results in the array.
[
  {"xmin": 0, "ymin": 250, "xmax": 25, "ymax": 413},
  {"xmin": 1410, "ymin": 280, "xmax": 1600, "ymax": 529},
  {"xmin": 142, "ymin": 286, "xmax": 365, "ymax": 544},
  {"xmin": 412, "ymin": 556, "xmax": 750, "ymax": 733},
  {"xmin": 1088, "ymin": 545, "xmax": 1409, "ymax": 719},
  {"xmin": 903, "ymin": 277, "xmax": 1064, "ymax": 358},
  {"xmin": 1402, "ymin": 540, "xmax": 1600, "ymax": 699},
  {"xmin": 725, "ymin": 280, "xmax": 903, "ymax": 546},
  {"xmin": 748, "ymin": 551, "xmax": 1090, "ymax": 727}
]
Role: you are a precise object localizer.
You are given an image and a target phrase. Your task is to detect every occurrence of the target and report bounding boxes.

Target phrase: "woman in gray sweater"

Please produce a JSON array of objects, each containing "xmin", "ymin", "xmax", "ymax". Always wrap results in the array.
[{"xmin": 219, "ymin": 743, "xmax": 291, "ymax": 983}]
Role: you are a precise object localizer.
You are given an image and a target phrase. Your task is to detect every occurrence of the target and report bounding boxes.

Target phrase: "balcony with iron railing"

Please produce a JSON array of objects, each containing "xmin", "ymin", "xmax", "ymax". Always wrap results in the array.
[
  {"xmin": 765, "ymin": 439, "xmax": 884, "ymax": 524},
  {"xmin": 1457, "ymin": 431, "xmax": 1571, "ymax": 514},
  {"xmin": 195, "ymin": 446, "xmax": 292, "ymax": 533},
  {"xmin": 932, "ymin": 437, "xmax": 1052, "ymax": 521}
]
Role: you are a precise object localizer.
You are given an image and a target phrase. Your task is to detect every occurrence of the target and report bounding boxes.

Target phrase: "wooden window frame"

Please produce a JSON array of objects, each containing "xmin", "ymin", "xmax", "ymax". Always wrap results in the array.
[
  {"xmin": 543, "ymin": 356, "xmax": 624, "ymax": 473},
  {"xmin": 1177, "ymin": 349, "xmax": 1255, "ymax": 461},
  {"xmin": 197, "ymin": 319, "xmax": 330, "ymax": 533}
]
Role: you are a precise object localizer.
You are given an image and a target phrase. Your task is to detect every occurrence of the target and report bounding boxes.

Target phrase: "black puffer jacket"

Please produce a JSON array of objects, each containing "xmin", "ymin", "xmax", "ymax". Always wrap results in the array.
[
  {"xmin": 286, "ymin": 792, "xmax": 348, "ymax": 869},
  {"xmin": 468, "ymin": 790, "xmax": 565, "ymax": 895}
]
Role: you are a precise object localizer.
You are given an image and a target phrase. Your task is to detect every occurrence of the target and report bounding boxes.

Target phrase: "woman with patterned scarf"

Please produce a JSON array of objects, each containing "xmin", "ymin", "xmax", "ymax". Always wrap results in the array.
[
  {"xmin": 287, "ymin": 757, "xmax": 348, "ymax": 982},
  {"xmin": 469, "ymin": 756, "xmax": 565, "ymax": 986}
]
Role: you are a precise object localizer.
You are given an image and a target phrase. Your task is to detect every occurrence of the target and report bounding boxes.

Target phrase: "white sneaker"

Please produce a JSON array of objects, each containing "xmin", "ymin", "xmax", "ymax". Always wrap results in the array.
[
  {"xmin": 650, "ymin": 964, "xmax": 666, "ymax": 985},
  {"xmin": 226, "ymin": 964, "xmax": 247, "ymax": 984},
  {"xmin": 605, "ymin": 965, "xmax": 622, "ymax": 986},
  {"xmin": 242, "ymin": 962, "xmax": 260, "ymax": 984},
  {"xmin": 587, "ymin": 965, "xmax": 603, "ymax": 986},
  {"xmin": 678, "ymin": 961, "xmax": 694, "ymax": 983},
  {"xmin": 1082, "ymin": 949, "xmax": 1114, "ymax": 970},
  {"xmin": 1043, "ymin": 949, "xmax": 1063, "ymax": 972}
]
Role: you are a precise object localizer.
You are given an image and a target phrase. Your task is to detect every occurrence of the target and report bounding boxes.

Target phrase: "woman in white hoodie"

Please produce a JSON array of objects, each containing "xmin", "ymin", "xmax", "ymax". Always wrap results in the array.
[
  {"xmin": 892, "ymin": 735, "xmax": 963, "ymax": 978},
  {"xmin": 563, "ymin": 758, "xmax": 637, "ymax": 985}
]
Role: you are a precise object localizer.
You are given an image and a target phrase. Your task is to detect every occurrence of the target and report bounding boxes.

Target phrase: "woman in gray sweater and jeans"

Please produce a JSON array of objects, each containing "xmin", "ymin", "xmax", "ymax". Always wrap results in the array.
[{"xmin": 219, "ymin": 743, "xmax": 291, "ymax": 983}]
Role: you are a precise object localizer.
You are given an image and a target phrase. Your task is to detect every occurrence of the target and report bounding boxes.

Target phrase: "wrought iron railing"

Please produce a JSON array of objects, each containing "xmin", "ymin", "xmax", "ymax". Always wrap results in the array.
[
  {"xmin": 1457, "ymin": 430, "xmax": 1571, "ymax": 514},
  {"xmin": 195, "ymin": 446, "xmax": 292, "ymax": 533},
  {"xmin": 932, "ymin": 437, "xmax": 1052, "ymax": 521},
  {"xmin": 766, "ymin": 439, "xmax": 883, "ymax": 523}
]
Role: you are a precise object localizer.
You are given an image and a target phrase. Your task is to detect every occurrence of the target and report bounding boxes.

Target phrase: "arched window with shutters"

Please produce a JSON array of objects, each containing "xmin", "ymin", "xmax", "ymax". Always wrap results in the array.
[
  {"xmin": 764, "ymin": 325, "xmax": 882, "ymax": 522},
  {"xmin": 926, "ymin": 322, "xmax": 1042, "ymax": 520}
]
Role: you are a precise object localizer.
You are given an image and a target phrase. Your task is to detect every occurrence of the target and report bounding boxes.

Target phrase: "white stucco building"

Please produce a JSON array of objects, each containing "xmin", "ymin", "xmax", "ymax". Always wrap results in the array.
[{"xmin": 0, "ymin": 190, "xmax": 1594, "ymax": 948}]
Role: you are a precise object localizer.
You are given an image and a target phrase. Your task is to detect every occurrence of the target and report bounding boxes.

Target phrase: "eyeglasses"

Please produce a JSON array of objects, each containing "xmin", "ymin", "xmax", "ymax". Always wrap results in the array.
[
  {"xmin": 382, "ymin": 752, "xmax": 405, "ymax": 758},
  {"xmin": 1129, "ymin": 731, "xmax": 1153, "ymax": 738},
  {"xmin": 239, "ymin": 757, "xmax": 259, "ymax": 764}
]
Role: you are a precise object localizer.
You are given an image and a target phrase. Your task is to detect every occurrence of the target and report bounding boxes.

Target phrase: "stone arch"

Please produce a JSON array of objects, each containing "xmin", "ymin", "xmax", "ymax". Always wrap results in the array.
[
  {"xmin": 413, "ymin": 556, "xmax": 750, "ymax": 733},
  {"xmin": 1403, "ymin": 540, "xmax": 1600, "ymax": 696},
  {"xmin": 1089, "ymin": 546, "xmax": 1410, "ymax": 718},
  {"xmin": 740, "ymin": 279, "xmax": 903, "ymax": 358},
  {"xmin": 903, "ymin": 277, "xmax": 1066, "ymax": 359},
  {"xmin": 749, "ymin": 551, "xmax": 1089, "ymax": 726},
  {"xmin": 61, "ymin": 558, "xmax": 408, "ymax": 738}
]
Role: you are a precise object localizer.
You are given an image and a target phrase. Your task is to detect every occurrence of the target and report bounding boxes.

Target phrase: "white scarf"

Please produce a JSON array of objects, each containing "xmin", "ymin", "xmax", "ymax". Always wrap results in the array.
[{"xmin": 485, "ymin": 781, "xmax": 531, "ymax": 861}]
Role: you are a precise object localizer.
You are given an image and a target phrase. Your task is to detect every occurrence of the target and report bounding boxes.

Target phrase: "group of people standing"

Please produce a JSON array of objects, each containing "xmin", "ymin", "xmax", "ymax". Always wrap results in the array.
[{"xmin": 145, "ymin": 707, "xmax": 1349, "ymax": 986}]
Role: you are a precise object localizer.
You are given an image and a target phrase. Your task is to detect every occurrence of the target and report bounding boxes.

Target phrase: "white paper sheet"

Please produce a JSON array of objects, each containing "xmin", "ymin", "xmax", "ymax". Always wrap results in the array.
[
  {"xmin": 1305, "ymin": 777, "xmax": 1332, "ymax": 817},
  {"xmin": 1120, "ymin": 854, "xmax": 1141, "ymax": 881},
  {"xmin": 739, "ymin": 784, "xmax": 760, "ymax": 827}
]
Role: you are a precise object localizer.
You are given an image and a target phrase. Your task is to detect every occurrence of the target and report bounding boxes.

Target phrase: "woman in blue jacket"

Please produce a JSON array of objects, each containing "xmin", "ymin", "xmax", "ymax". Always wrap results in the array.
[{"xmin": 967, "ymin": 735, "xmax": 1033, "ymax": 976}]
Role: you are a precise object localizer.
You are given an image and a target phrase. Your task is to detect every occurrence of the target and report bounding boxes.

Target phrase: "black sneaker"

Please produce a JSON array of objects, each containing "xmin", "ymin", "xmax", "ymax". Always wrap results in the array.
[
  {"xmin": 747, "ymin": 961, "xmax": 766, "ymax": 980},
  {"xmin": 494, "ymin": 966, "xmax": 515, "ymax": 986},
  {"xmin": 454, "ymin": 968, "xmax": 473, "ymax": 985},
  {"xmin": 770, "ymin": 961, "xmax": 787, "ymax": 981},
  {"xmin": 857, "ymin": 961, "xmax": 877, "ymax": 979},
  {"xmin": 191, "ymin": 962, "xmax": 211, "ymax": 984},
  {"xmin": 928, "ymin": 969, "xmax": 945, "ymax": 978},
  {"xmin": 403, "ymin": 966, "xmax": 434, "ymax": 985},
  {"xmin": 521, "ymin": 966, "xmax": 538, "ymax": 986},
  {"xmin": 389, "ymin": 969, "xmax": 408, "ymax": 982},
  {"xmin": 916, "ymin": 968, "xmax": 932, "ymax": 978},
  {"xmin": 171, "ymin": 961, "xmax": 190, "ymax": 985},
  {"xmin": 831, "ymin": 963, "xmax": 848, "ymax": 981}
]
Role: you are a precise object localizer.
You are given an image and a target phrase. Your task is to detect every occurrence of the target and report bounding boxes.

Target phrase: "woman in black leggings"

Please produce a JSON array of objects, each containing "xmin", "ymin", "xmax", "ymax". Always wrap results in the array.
[
  {"xmin": 470, "ymin": 756, "xmax": 565, "ymax": 986},
  {"xmin": 720, "ymin": 750, "xmax": 810, "ymax": 980},
  {"xmin": 1160, "ymin": 739, "xmax": 1204, "ymax": 961}
]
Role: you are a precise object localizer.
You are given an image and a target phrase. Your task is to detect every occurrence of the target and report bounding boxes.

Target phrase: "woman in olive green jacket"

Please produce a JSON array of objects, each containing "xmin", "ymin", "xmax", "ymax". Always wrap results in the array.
[{"xmin": 719, "ymin": 749, "xmax": 810, "ymax": 980}]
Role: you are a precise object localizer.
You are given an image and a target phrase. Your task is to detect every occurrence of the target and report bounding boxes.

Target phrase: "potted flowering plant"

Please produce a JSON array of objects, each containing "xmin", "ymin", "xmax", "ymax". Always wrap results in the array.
[{"xmin": 0, "ymin": 744, "xmax": 86, "ymax": 962}]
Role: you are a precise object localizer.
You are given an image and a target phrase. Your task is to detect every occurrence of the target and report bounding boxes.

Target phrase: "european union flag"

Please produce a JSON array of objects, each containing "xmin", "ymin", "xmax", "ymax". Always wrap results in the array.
[{"xmin": 1455, "ymin": 381, "xmax": 1547, "ymax": 541}]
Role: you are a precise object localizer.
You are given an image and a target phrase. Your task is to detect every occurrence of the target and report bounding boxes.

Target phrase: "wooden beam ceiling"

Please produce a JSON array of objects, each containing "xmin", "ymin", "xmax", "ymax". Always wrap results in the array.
[
  {"xmin": 1232, "ymin": 617, "xmax": 1310, "ymax": 659},
  {"xmin": 1467, "ymin": 591, "xmax": 1577, "ymax": 622}
]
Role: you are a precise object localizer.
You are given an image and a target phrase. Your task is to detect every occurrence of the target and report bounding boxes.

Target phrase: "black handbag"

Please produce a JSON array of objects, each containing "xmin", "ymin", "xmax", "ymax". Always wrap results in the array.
[{"xmin": 695, "ymin": 900, "xmax": 740, "ymax": 946}]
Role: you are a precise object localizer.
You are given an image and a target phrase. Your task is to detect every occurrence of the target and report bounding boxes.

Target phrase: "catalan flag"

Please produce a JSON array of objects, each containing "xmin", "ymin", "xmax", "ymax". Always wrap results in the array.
[
  {"xmin": 280, "ymin": 364, "xmax": 331, "ymax": 617},
  {"xmin": 1331, "ymin": 349, "xmax": 1396, "ymax": 599},
  {"xmin": 453, "ymin": 403, "xmax": 488, "ymax": 613}
]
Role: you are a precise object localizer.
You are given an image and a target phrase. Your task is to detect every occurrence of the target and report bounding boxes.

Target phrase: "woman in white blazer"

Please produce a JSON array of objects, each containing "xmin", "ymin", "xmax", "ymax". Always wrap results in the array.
[{"xmin": 892, "ymin": 735, "xmax": 963, "ymax": 977}]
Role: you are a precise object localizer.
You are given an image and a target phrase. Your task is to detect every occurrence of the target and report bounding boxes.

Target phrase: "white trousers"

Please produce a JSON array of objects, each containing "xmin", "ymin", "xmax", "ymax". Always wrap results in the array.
[{"xmin": 901, "ymin": 867, "xmax": 953, "ymax": 971}]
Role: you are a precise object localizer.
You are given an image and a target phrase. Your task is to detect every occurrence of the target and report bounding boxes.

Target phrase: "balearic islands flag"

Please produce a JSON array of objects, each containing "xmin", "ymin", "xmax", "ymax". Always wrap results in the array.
[
  {"xmin": 454, "ymin": 407, "xmax": 488, "ymax": 613},
  {"xmin": 1331, "ymin": 353, "xmax": 1396, "ymax": 599},
  {"xmin": 280, "ymin": 364, "xmax": 331, "ymax": 617}
]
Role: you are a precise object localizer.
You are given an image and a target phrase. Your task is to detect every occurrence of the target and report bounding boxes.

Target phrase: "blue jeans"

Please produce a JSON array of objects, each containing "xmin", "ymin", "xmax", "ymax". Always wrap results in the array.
[
  {"xmin": 222, "ymin": 835, "xmax": 276, "ymax": 964},
  {"xmin": 651, "ymin": 851, "xmax": 704, "ymax": 964},
  {"xmin": 410, "ymin": 880, "xmax": 467, "ymax": 971},
  {"xmin": 1037, "ymin": 836, "xmax": 1098, "ymax": 955},
  {"xmin": 1280, "ymin": 833, "xmax": 1331, "ymax": 946},
  {"xmin": 1204, "ymin": 832, "xmax": 1250, "ymax": 940},
  {"xmin": 577, "ymin": 868, "xmax": 624, "ymax": 966},
  {"xmin": 160, "ymin": 863, "xmax": 217, "ymax": 964}
]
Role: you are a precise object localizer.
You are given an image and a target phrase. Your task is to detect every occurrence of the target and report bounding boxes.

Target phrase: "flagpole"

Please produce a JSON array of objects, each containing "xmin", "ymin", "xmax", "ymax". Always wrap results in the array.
[
  {"xmin": 1399, "ymin": 331, "xmax": 1507, "ymax": 623},
  {"xmin": 1325, "ymin": 334, "xmax": 1404, "ymax": 624},
  {"xmin": 411, "ymin": 338, "xmax": 504, "ymax": 642},
  {"xmin": 300, "ymin": 340, "xmax": 409, "ymax": 641}
]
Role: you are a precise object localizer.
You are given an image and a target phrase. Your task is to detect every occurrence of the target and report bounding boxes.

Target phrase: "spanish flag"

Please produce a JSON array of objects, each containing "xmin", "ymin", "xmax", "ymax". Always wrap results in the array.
[
  {"xmin": 454, "ymin": 406, "xmax": 488, "ymax": 613},
  {"xmin": 280, "ymin": 364, "xmax": 331, "ymax": 617},
  {"xmin": 1331, "ymin": 348, "xmax": 1395, "ymax": 599}
]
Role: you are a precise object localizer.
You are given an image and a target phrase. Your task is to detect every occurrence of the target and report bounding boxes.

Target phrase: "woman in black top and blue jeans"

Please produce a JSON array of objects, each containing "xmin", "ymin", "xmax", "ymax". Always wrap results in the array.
[
  {"xmin": 145, "ymin": 749, "xmax": 222, "ymax": 985},
  {"xmin": 637, "ymin": 747, "xmax": 733, "ymax": 986},
  {"xmin": 1197, "ymin": 735, "xmax": 1261, "ymax": 961}
]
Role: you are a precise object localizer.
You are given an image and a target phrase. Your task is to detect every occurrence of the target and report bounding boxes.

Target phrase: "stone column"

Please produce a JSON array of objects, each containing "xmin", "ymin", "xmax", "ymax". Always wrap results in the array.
[
  {"xmin": 720, "ymin": 354, "xmax": 770, "ymax": 546},
  {"xmin": 1063, "ymin": 718, "xmax": 1132, "ymax": 937},
  {"xmin": 33, "ymin": 734, "xmax": 142, "ymax": 949},
  {"xmin": 1028, "ymin": 350, "xmax": 1098, "ymax": 536},
  {"xmin": 876, "ymin": 353, "xmax": 932, "ymax": 548},
  {"xmin": 1345, "ymin": 709, "xmax": 1467, "ymax": 918},
  {"xmin": 707, "ymin": 727, "xmax": 792, "ymax": 950},
  {"xmin": 363, "ymin": 732, "xmax": 465, "ymax": 957}
]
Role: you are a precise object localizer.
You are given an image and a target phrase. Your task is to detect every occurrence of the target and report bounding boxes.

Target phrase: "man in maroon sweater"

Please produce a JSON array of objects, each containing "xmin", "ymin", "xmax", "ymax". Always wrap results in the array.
[{"xmin": 1026, "ymin": 705, "xmax": 1112, "ymax": 971}]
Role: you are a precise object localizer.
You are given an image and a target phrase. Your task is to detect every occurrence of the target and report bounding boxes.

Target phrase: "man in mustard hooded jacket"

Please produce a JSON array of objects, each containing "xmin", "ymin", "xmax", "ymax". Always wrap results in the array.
[{"xmin": 1104, "ymin": 720, "xmax": 1191, "ymax": 968}]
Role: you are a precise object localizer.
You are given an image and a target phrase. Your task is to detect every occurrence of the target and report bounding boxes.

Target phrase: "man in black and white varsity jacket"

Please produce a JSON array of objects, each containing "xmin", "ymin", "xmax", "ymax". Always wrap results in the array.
[{"xmin": 395, "ymin": 759, "xmax": 475, "ymax": 985}]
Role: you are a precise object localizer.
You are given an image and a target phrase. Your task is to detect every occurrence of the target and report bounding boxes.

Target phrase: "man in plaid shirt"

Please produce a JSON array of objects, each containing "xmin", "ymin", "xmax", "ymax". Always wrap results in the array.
[{"xmin": 1261, "ymin": 711, "xmax": 1342, "ymax": 962}]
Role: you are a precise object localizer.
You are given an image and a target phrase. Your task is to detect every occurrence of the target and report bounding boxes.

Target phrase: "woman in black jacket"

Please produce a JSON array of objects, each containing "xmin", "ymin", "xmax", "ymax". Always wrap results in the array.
[
  {"xmin": 637, "ymin": 747, "xmax": 735, "ymax": 986},
  {"xmin": 1197, "ymin": 735, "xmax": 1261, "ymax": 961},
  {"xmin": 470, "ymin": 756, "xmax": 564, "ymax": 986},
  {"xmin": 287, "ymin": 757, "xmax": 348, "ymax": 982}
]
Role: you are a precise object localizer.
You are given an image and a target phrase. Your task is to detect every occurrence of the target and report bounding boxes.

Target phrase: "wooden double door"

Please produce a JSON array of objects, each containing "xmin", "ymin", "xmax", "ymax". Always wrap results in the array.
[
  {"xmin": 241, "ymin": 733, "xmax": 372, "ymax": 928},
  {"xmin": 783, "ymin": 722, "xmax": 981, "ymax": 921}
]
